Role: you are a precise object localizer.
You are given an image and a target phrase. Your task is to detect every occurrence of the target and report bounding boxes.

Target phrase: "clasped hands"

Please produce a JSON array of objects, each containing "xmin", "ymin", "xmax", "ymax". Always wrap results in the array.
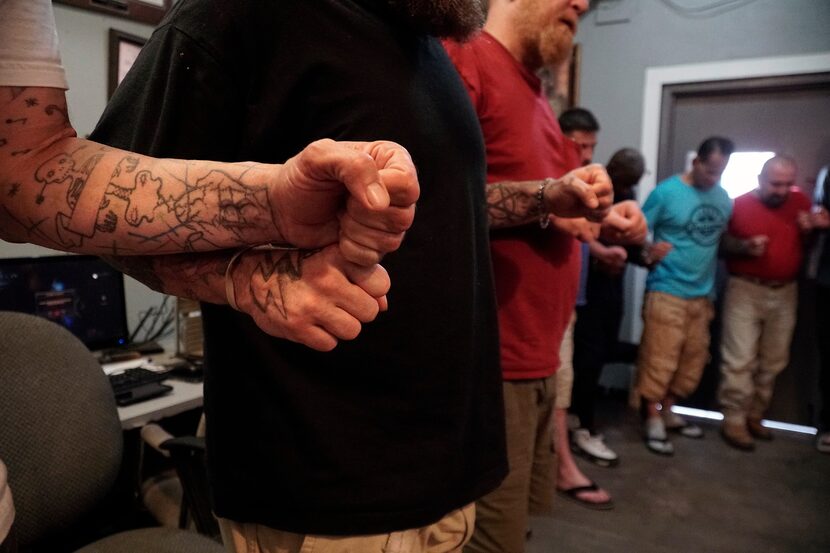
[
  {"xmin": 227, "ymin": 139, "xmax": 419, "ymax": 351},
  {"xmin": 228, "ymin": 152, "xmax": 636, "ymax": 351},
  {"xmin": 545, "ymin": 164, "xmax": 648, "ymax": 247}
]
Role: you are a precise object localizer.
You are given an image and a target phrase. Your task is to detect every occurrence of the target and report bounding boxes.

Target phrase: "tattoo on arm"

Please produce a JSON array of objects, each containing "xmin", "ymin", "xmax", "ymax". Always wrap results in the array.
[
  {"xmin": 247, "ymin": 249, "xmax": 320, "ymax": 318},
  {"xmin": 8, "ymin": 87, "xmax": 27, "ymax": 100},
  {"xmin": 105, "ymin": 250, "xmax": 232, "ymax": 304},
  {"xmin": 486, "ymin": 181, "xmax": 542, "ymax": 229},
  {"xmin": 106, "ymin": 247, "xmax": 321, "ymax": 317},
  {"xmin": 44, "ymin": 103, "xmax": 69, "ymax": 125},
  {"xmin": 1, "ymin": 87, "xmax": 279, "ymax": 254}
]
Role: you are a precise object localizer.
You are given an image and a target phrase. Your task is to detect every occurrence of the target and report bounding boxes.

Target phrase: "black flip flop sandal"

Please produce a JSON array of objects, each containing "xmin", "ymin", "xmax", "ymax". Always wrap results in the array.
[{"xmin": 556, "ymin": 482, "xmax": 614, "ymax": 510}]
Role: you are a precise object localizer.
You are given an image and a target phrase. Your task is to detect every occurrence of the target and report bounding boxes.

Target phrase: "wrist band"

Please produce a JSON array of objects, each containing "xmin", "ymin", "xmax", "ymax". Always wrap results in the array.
[
  {"xmin": 537, "ymin": 178, "xmax": 553, "ymax": 229},
  {"xmin": 224, "ymin": 243, "xmax": 300, "ymax": 311}
]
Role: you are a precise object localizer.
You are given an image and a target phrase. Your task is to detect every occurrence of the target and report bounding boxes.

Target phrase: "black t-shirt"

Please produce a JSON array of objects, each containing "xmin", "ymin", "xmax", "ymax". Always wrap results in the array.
[{"xmin": 92, "ymin": 0, "xmax": 506, "ymax": 535}]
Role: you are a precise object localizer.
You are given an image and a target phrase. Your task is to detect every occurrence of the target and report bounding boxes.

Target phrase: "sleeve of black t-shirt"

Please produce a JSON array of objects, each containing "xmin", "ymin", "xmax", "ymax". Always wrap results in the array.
[{"xmin": 90, "ymin": 22, "xmax": 245, "ymax": 161}]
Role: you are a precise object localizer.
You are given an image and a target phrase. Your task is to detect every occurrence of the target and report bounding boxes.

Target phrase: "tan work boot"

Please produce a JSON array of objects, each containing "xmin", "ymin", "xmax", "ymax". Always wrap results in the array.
[
  {"xmin": 747, "ymin": 417, "xmax": 773, "ymax": 441},
  {"xmin": 721, "ymin": 420, "xmax": 754, "ymax": 451}
]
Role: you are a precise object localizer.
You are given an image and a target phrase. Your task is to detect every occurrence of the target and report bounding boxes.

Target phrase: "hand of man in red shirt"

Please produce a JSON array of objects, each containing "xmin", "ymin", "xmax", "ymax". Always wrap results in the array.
[
  {"xmin": 744, "ymin": 235, "xmax": 769, "ymax": 257},
  {"xmin": 545, "ymin": 163, "xmax": 613, "ymax": 221},
  {"xmin": 552, "ymin": 217, "xmax": 601, "ymax": 242}
]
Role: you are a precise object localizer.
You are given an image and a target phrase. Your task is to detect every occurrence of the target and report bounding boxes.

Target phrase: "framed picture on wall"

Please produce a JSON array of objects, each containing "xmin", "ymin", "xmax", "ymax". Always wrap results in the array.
[
  {"xmin": 54, "ymin": 0, "xmax": 172, "ymax": 26},
  {"xmin": 108, "ymin": 29, "xmax": 146, "ymax": 98}
]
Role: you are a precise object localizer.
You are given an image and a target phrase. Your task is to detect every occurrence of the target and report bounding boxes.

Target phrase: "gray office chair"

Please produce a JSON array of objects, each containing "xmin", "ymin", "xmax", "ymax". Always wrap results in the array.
[
  {"xmin": 0, "ymin": 312, "xmax": 224, "ymax": 552},
  {"xmin": 140, "ymin": 415, "xmax": 221, "ymax": 538}
]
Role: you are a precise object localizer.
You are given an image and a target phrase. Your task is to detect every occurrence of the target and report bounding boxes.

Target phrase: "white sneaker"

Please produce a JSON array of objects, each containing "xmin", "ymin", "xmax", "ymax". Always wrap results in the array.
[
  {"xmin": 662, "ymin": 410, "xmax": 704, "ymax": 439},
  {"xmin": 572, "ymin": 429, "xmax": 619, "ymax": 467},
  {"xmin": 644, "ymin": 417, "xmax": 674, "ymax": 456}
]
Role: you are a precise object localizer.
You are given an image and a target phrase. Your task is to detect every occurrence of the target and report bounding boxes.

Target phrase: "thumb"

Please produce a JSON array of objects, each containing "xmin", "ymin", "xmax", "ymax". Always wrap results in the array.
[
  {"xmin": 342, "ymin": 152, "xmax": 391, "ymax": 210},
  {"xmin": 295, "ymin": 140, "xmax": 392, "ymax": 210}
]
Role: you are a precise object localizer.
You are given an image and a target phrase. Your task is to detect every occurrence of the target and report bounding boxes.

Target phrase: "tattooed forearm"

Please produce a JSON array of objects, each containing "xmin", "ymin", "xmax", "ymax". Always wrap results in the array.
[
  {"xmin": 1, "ymin": 86, "xmax": 284, "ymax": 254},
  {"xmin": 486, "ymin": 181, "xmax": 545, "ymax": 229},
  {"xmin": 106, "ymin": 247, "xmax": 321, "ymax": 313},
  {"xmin": 105, "ymin": 251, "xmax": 232, "ymax": 304}
]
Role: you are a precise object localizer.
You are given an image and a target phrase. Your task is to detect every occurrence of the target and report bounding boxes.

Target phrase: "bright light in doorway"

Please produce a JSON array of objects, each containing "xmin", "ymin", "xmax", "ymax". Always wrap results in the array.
[
  {"xmin": 720, "ymin": 151, "xmax": 775, "ymax": 199},
  {"xmin": 670, "ymin": 406, "xmax": 818, "ymax": 436}
]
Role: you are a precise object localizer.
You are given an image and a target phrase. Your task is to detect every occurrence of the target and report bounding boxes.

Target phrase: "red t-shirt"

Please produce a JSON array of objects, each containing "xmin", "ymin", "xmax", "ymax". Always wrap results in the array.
[
  {"xmin": 726, "ymin": 187, "xmax": 811, "ymax": 281},
  {"xmin": 444, "ymin": 33, "xmax": 581, "ymax": 380}
]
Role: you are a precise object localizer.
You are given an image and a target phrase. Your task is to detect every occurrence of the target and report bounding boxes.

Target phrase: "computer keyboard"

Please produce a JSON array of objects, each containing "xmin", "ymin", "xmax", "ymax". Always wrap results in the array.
[{"xmin": 108, "ymin": 367, "xmax": 173, "ymax": 406}]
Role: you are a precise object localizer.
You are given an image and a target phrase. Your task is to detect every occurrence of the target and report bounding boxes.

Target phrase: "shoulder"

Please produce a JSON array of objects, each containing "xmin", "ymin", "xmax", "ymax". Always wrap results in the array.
[
  {"xmin": 157, "ymin": 0, "xmax": 293, "ymax": 64},
  {"xmin": 789, "ymin": 187, "xmax": 811, "ymax": 209},
  {"xmin": 442, "ymin": 34, "xmax": 488, "ymax": 103},
  {"xmin": 730, "ymin": 191, "xmax": 754, "ymax": 216},
  {"xmin": 714, "ymin": 185, "xmax": 732, "ymax": 204},
  {"xmin": 651, "ymin": 176, "xmax": 681, "ymax": 197},
  {"xmin": 442, "ymin": 35, "xmax": 484, "ymax": 77},
  {"xmin": 657, "ymin": 175, "xmax": 683, "ymax": 189},
  {"xmin": 642, "ymin": 185, "xmax": 668, "ymax": 212}
]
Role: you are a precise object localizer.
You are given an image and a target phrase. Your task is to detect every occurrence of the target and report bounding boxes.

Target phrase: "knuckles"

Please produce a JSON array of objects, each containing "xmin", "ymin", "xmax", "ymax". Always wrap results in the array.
[
  {"xmin": 340, "ymin": 239, "xmax": 385, "ymax": 267},
  {"xmin": 301, "ymin": 138, "xmax": 338, "ymax": 163}
]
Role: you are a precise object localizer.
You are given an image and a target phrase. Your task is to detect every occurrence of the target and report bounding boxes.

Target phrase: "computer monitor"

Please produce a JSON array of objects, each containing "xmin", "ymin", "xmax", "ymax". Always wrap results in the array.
[{"xmin": 0, "ymin": 255, "xmax": 129, "ymax": 350}]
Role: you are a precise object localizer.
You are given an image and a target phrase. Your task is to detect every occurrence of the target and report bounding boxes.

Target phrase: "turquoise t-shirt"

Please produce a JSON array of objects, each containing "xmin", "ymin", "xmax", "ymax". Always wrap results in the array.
[{"xmin": 642, "ymin": 175, "xmax": 732, "ymax": 299}]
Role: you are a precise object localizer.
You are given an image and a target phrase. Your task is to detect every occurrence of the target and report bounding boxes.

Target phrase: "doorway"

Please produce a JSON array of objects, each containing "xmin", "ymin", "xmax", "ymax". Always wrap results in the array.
[{"xmin": 631, "ymin": 53, "xmax": 830, "ymax": 426}]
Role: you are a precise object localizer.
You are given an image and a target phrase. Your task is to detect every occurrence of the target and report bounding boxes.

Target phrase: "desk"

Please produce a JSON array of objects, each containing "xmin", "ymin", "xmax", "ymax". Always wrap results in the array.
[{"xmin": 117, "ymin": 378, "xmax": 204, "ymax": 430}]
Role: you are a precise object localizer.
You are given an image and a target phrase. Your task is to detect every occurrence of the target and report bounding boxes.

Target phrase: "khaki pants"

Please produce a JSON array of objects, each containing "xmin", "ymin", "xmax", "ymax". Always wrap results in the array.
[
  {"xmin": 636, "ymin": 291, "xmax": 714, "ymax": 402},
  {"xmin": 554, "ymin": 313, "xmax": 576, "ymax": 410},
  {"xmin": 219, "ymin": 504, "xmax": 475, "ymax": 553},
  {"xmin": 465, "ymin": 375, "xmax": 557, "ymax": 553},
  {"xmin": 718, "ymin": 277, "xmax": 798, "ymax": 423}
]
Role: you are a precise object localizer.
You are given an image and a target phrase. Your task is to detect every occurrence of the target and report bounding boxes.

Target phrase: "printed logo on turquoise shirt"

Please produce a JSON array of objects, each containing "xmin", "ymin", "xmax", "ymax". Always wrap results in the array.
[{"xmin": 685, "ymin": 204, "xmax": 726, "ymax": 246}]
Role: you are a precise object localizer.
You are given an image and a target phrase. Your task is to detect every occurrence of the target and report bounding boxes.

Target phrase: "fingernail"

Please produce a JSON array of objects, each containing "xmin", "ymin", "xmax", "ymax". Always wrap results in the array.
[{"xmin": 366, "ymin": 183, "xmax": 389, "ymax": 208}]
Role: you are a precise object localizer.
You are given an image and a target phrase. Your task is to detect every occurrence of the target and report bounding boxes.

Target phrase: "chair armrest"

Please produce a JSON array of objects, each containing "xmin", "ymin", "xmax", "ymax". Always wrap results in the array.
[
  {"xmin": 159, "ymin": 436, "xmax": 205, "ymax": 454},
  {"xmin": 157, "ymin": 435, "xmax": 217, "ymax": 538},
  {"xmin": 140, "ymin": 423, "xmax": 175, "ymax": 457}
]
